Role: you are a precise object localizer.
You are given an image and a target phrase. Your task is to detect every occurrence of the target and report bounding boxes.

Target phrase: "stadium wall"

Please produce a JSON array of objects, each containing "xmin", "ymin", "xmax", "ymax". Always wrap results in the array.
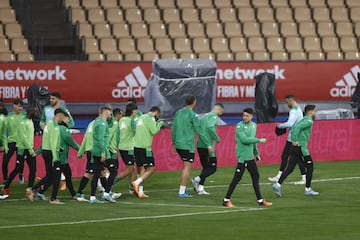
[{"xmin": 1, "ymin": 119, "xmax": 358, "ymax": 179}]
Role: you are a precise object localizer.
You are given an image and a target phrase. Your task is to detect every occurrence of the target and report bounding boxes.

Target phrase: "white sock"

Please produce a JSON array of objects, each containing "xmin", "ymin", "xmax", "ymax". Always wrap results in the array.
[
  {"xmin": 90, "ymin": 196, "xmax": 96, "ymax": 200},
  {"xmin": 179, "ymin": 185, "xmax": 186, "ymax": 194},
  {"xmin": 224, "ymin": 198, "xmax": 230, "ymax": 202},
  {"xmin": 61, "ymin": 173, "xmax": 66, "ymax": 181},
  {"xmin": 194, "ymin": 176, "xmax": 201, "ymax": 182},
  {"xmin": 276, "ymin": 183, "xmax": 281, "ymax": 187},
  {"xmin": 277, "ymin": 171, "xmax": 283, "ymax": 178},
  {"xmin": 198, "ymin": 184, "xmax": 204, "ymax": 192},
  {"xmin": 103, "ymin": 192, "xmax": 109, "ymax": 197},
  {"xmin": 139, "ymin": 185, "xmax": 144, "ymax": 194},
  {"xmin": 257, "ymin": 199, "xmax": 264, "ymax": 203},
  {"xmin": 305, "ymin": 187, "xmax": 311, "ymax": 191},
  {"xmin": 135, "ymin": 177, "xmax": 143, "ymax": 186}
]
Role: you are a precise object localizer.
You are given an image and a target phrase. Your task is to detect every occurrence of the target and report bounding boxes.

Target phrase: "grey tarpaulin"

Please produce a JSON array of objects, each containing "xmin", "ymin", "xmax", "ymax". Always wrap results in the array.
[
  {"xmin": 255, "ymin": 72, "xmax": 278, "ymax": 123},
  {"xmin": 144, "ymin": 59, "xmax": 217, "ymax": 120},
  {"xmin": 350, "ymin": 72, "xmax": 360, "ymax": 114}
]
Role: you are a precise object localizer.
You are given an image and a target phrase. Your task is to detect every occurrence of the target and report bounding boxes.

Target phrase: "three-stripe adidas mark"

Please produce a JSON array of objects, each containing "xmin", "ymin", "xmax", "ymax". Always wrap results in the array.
[
  {"xmin": 330, "ymin": 65, "xmax": 359, "ymax": 97},
  {"xmin": 112, "ymin": 66, "xmax": 147, "ymax": 98}
]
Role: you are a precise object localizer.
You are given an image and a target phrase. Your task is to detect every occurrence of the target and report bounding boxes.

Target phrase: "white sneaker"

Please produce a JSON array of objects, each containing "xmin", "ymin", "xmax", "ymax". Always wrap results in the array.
[
  {"xmin": 294, "ymin": 179, "xmax": 305, "ymax": 185},
  {"xmin": 190, "ymin": 178, "xmax": 199, "ymax": 193},
  {"xmin": 111, "ymin": 192, "xmax": 122, "ymax": 199},
  {"xmin": 0, "ymin": 194, "xmax": 8, "ymax": 200},
  {"xmin": 198, "ymin": 190, "xmax": 210, "ymax": 195},
  {"xmin": 49, "ymin": 199, "xmax": 65, "ymax": 204},
  {"xmin": 268, "ymin": 176, "xmax": 279, "ymax": 182}
]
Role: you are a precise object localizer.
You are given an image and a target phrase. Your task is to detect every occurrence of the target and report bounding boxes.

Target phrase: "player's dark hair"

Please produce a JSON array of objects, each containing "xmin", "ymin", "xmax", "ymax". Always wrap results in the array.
[
  {"xmin": 285, "ymin": 94, "xmax": 296, "ymax": 100},
  {"xmin": 26, "ymin": 106, "xmax": 37, "ymax": 119},
  {"xmin": 150, "ymin": 106, "xmax": 161, "ymax": 113},
  {"xmin": 125, "ymin": 103, "xmax": 138, "ymax": 116},
  {"xmin": 185, "ymin": 94, "xmax": 196, "ymax": 105},
  {"xmin": 214, "ymin": 103, "xmax": 224, "ymax": 109},
  {"xmin": 113, "ymin": 108, "xmax": 122, "ymax": 116},
  {"xmin": 13, "ymin": 98, "xmax": 24, "ymax": 106},
  {"xmin": 127, "ymin": 97, "xmax": 137, "ymax": 104},
  {"xmin": 304, "ymin": 104, "xmax": 316, "ymax": 113},
  {"xmin": 50, "ymin": 92, "xmax": 61, "ymax": 99},
  {"xmin": 243, "ymin": 107, "xmax": 254, "ymax": 115}
]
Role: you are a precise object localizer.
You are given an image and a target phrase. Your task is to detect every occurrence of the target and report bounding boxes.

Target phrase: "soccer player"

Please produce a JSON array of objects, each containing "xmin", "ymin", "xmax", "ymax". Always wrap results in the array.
[
  {"xmin": 191, "ymin": 103, "xmax": 224, "ymax": 195},
  {"xmin": 131, "ymin": 106, "xmax": 164, "ymax": 198},
  {"xmin": 113, "ymin": 103, "xmax": 138, "ymax": 192},
  {"xmin": 2, "ymin": 107, "xmax": 37, "ymax": 201},
  {"xmin": 57, "ymin": 115, "xmax": 80, "ymax": 200},
  {"xmin": 223, "ymin": 108, "xmax": 272, "ymax": 208},
  {"xmin": 128, "ymin": 98, "xmax": 143, "ymax": 118},
  {"xmin": 172, "ymin": 94, "xmax": 212, "ymax": 198},
  {"xmin": 32, "ymin": 108, "xmax": 68, "ymax": 202},
  {"xmin": 74, "ymin": 119, "xmax": 95, "ymax": 201},
  {"xmin": 2, "ymin": 99, "xmax": 26, "ymax": 185},
  {"xmin": 89, "ymin": 106, "xmax": 115, "ymax": 203},
  {"xmin": 40, "ymin": 92, "xmax": 74, "ymax": 191},
  {"xmin": 272, "ymin": 105, "xmax": 319, "ymax": 197},
  {"xmin": 0, "ymin": 104, "xmax": 7, "ymax": 154},
  {"xmin": 0, "ymin": 105, "xmax": 6, "ymax": 199},
  {"xmin": 268, "ymin": 94, "xmax": 306, "ymax": 184},
  {"xmin": 106, "ymin": 108, "xmax": 122, "ymax": 193},
  {"xmin": 40, "ymin": 92, "xmax": 74, "ymax": 129}
]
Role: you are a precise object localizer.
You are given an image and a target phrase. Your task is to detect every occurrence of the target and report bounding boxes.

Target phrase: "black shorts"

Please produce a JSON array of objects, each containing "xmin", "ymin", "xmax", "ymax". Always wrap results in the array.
[
  {"xmin": 134, "ymin": 147, "xmax": 155, "ymax": 168},
  {"xmin": 85, "ymin": 151, "xmax": 95, "ymax": 173},
  {"xmin": 119, "ymin": 150, "xmax": 135, "ymax": 166},
  {"xmin": 85, "ymin": 151, "xmax": 106, "ymax": 173},
  {"xmin": 105, "ymin": 158, "xmax": 119, "ymax": 170},
  {"xmin": 176, "ymin": 149, "xmax": 195, "ymax": 163}
]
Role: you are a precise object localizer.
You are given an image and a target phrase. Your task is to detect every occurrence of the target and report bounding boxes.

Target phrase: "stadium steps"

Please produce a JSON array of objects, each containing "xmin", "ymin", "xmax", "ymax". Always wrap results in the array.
[{"xmin": 15, "ymin": 0, "xmax": 80, "ymax": 60}]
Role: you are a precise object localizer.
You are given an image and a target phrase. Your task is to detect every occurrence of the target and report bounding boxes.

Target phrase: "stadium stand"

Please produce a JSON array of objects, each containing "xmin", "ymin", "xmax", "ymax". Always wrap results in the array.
[{"xmin": 1, "ymin": 0, "xmax": 360, "ymax": 62}]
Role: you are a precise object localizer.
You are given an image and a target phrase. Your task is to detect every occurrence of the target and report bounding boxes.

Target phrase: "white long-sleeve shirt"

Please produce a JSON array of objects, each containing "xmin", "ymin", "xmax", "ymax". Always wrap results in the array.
[{"xmin": 278, "ymin": 105, "xmax": 303, "ymax": 142}]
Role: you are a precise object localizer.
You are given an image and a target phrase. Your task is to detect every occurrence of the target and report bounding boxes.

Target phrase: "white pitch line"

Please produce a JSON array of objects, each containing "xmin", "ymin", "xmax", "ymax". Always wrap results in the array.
[{"xmin": 0, "ymin": 208, "xmax": 264, "ymax": 229}]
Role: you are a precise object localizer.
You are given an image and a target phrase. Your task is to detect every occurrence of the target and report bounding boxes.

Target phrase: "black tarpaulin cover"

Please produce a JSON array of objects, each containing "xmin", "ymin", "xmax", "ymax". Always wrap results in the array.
[
  {"xmin": 255, "ymin": 72, "xmax": 278, "ymax": 123},
  {"xmin": 27, "ymin": 83, "xmax": 50, "ymax": 135},
  {"xmin": 144, "ymin": 59, "xmax": 217, "ymax": 119}
]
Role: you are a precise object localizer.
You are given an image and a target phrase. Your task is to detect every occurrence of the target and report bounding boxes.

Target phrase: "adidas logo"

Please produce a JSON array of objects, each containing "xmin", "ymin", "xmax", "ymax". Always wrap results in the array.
[
  {"xmin": 112, "ymin": 66, "xmax": 148, "ymax": 98},
  {"xmin": 330, "ymin": 65, "xmax": 359, "ymax": 97}
]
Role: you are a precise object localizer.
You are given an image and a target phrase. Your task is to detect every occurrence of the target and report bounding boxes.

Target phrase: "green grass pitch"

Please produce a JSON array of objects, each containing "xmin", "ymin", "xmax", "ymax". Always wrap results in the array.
[{"xmin": 0, "ymin": 160, "xmax": 359, "ymax": 240}]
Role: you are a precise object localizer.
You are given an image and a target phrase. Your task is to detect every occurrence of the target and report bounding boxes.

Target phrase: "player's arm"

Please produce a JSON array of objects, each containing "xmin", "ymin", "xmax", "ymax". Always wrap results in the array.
[
  {"xmin": 62, "ymin": 127, "xmax": 80, "ymax": 151},
  {"xmin": 130, "ymin": 117, "xmax": 136, "ymax": 133},
  {"xmin": 291, "ymin": 119, "xmax": 312, "ymax": 143},
  {"xmin": 40, "ymin": 108, "xmax": 47, "ymax": 129},
  {"xmin": 207, "ymin": 117, "xmax": 220, "ymax": 143},
  {"xmin": 236, "ymin": 126, "xmax": 260, "ymax": 145},
  {"xmin": 171, "ymin": 114, "xmax": 177, "ymax": 146},
  {"xmin": 0, "ymin": 119, "xmax": 7, "ymax": 151},
  {"xmin": 278, "ymin": 109, "xmax": 298, "ymax": 129},
  {"xmin": 94, "ymin": 123, "xmax": 106, "ymax": 156},
  {"xmin": 148, "ymin": 117, "xmax": 163, "ymax": 135},
  {"xmin": 63, "ymin": 107, "xmax": 75, "ymax": 129},
  {"xmin": 193, "ymin": 114, "xmax": 212, "ymax": 151},
  {"xmin": 49, "ymin": 124, "xmax": 60, "ymax": 161}
]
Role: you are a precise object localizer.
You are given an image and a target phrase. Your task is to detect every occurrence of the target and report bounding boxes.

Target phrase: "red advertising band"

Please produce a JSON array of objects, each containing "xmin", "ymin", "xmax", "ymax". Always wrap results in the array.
[{"xmin": 0, "ymin": 61, "xmax": 358, "ymax": 102}]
